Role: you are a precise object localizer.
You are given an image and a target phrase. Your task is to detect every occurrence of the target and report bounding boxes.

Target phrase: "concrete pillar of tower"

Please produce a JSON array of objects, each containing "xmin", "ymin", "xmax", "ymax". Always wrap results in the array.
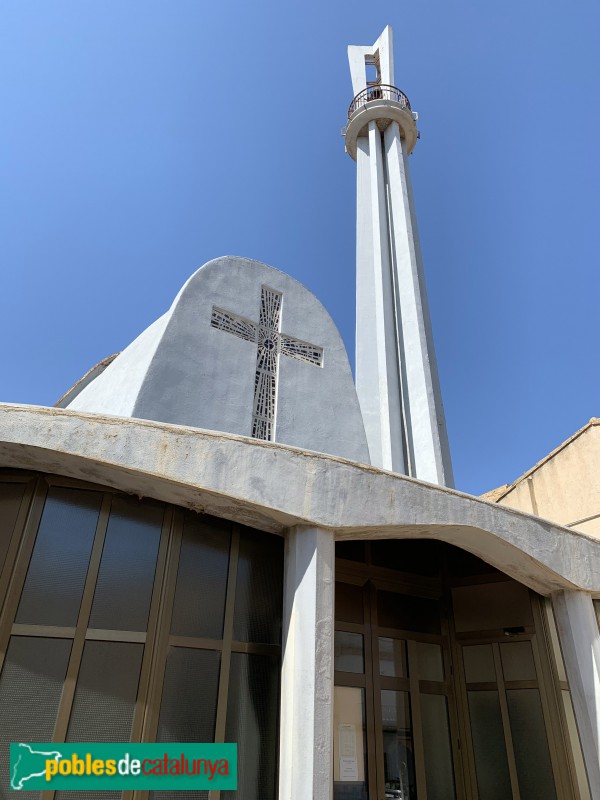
[
  {"xmin": 346, "ymin": 25, "xmax": 453, "ymax": 486},
  {"xmin": 384, "ymin": 121, "xmax": 454, "ymax": 485},
  {"xmin": 552, "ymin": 590, "xmax": 600, "ymax": 796},
  {"xmin": 278, "ymin": 525, "xmax": 335, "ymax": 800},
  {"xmin": 355, "ymin": 122, "xmax": 406, "ymax": 473}
]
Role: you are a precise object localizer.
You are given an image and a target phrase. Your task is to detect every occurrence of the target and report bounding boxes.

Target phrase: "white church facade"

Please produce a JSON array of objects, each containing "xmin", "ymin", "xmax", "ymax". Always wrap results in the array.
[{"xmin": 0, "ymin": 26, "xmax": 599, "ymax": 800}]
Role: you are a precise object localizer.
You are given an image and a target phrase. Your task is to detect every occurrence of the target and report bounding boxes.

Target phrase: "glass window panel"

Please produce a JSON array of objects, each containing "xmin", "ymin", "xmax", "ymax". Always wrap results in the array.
[
  {"xmin": 463, "ymin": 644, "xmax": 496, "ymax": 684},
  {"xmin": 467, "ymin": 690, "xmax": 511, "ymax": 800},
  {"xmin": 65, "ymin": 640, "xmax": 143, "ymax": 741},
  {"xmin": 381, "ymin": 690, "xmax": 416, "ymax": 799},
  {"xmin": 452, "ymin": 582, "xmax": 533, "ymax": 633},
  {"xmin": 379, "ymin": 637, "xmax": 407, "ymax": 678},
  {"xmin": 336, "ymin": 541, "xmax": 366, "ymax": 563},
  {"xmin": 16, "ymin": 488, "xmax": 101, "ymax": 626},
  {"xmin": 499, "ymin": 641, "xmax": 536, "ymax": 682},
  {"xmin": 88, "ymin": 496, "xmax": 163, "ymax": 631},
  {"xmin": 156, "ymin": 646, "xmax": 220, "ymax": 743},
  {"xmin": 55, "ymin": 641, "xmax": 143, "ymax": 800},
  {"xmin": 170, "ymin": 514, "xmax": 231, "ymax": 639},
  {"xmin": 506, "ymin": 689, "xmax": 557, "ymax": 800},
  {"xmin": 421, "ymin": 694, "xmax": 456, "ymax": 800},
  {"xmin": 223, "ymin": 653, "xmax": 280, "ymax": 800},
  {"xmin": 371, "ymin": 539, "xmax": 441, "ymax": 576},
  {"xmin": 377, "ymin": 590, "xmax": 441, "ymax": 634},
  {"xmin": 335, "ymin": 632, "xmax": 364, "ymax": 674},
  {"xmin": 0, "ymin": 636, "xmax": 71, "ymax": 799},
  {"xmin": 333, "ymin": 686, "xmax": 368, "ymax": 800},
  {"xmin": 0, "ymin": 482, "xmax": 26, "ymax": 575},
  {"xmin": 233, "ymin": 528, "xmax": 283, "ymax": 644},
  {"xmin": 335, "ymin": 582, "xmax": 364, "ymax": 624},
  {"xmin": 561, "ymin": 690, "xmax": 592, "ymax": 800},
  {"xmin": 416, "ymin": 642, "xmax": 444, "ymax": 682}
]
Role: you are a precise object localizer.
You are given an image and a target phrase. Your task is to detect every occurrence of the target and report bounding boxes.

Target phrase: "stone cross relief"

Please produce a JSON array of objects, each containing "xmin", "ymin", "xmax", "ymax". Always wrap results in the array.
[{"xmin": 211, "ymin": 286, "xmax": 324, "ymax": 441}]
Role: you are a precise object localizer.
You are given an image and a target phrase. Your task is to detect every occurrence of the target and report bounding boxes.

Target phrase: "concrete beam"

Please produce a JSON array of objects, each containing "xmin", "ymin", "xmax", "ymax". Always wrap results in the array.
[{"xmin": 1, "ymin": 404, "xmax": 600, "ymax": 594}]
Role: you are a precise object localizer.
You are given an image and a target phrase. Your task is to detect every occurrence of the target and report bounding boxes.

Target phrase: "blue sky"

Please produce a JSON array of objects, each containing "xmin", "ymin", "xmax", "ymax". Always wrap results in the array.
[{"xmin": 1, "ymin": 1, "xmax": 599, "ymax": 495}]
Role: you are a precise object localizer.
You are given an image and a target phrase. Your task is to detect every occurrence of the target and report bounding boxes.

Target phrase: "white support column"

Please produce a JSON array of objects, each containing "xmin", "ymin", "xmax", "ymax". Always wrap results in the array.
[
  {"xmin": 552, "ymin": 591, "xmax": 600, "ymax": 796},
  {"xmin": 279, "ymin": 525, "xmax": 335, "ymax": 800},
  {"xmin": 347, "ymin": 26, "xmax": 453, "ymax": 486},
  {"xmin": 354, "ymin": 122, "xmax": 406, "ymax": 473},
  {"xmin": 384, "ymin": 121, "xmax": 454, "ymax": 486}
]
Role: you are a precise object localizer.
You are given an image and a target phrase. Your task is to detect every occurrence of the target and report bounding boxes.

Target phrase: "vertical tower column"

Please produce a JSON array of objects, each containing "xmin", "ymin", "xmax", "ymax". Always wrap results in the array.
[
  {"xmin": 355, "ymin": 123, "xmax": 406, "ymax": 473},
  {"xmin": 346, "ymin": 26, "xmax": 454, "ymax": 486}
]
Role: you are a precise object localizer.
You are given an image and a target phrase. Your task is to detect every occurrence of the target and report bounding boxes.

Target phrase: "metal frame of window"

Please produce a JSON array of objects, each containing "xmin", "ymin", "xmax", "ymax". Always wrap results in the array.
[{"xmin": 0, "ymin": 471, "xmax": 282, "ymax": 800}]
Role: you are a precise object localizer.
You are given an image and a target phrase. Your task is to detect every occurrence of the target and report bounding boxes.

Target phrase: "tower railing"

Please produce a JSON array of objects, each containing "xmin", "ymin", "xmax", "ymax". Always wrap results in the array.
[{"xmin": 348, "ymin": 84, "xmax": 411, "ymax": 118}]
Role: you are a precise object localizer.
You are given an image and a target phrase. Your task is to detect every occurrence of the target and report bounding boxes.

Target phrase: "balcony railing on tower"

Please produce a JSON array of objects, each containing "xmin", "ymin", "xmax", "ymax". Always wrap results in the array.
[{"xmin": 348, "ymin": 84, "xmax": 411, "ymax": 119}]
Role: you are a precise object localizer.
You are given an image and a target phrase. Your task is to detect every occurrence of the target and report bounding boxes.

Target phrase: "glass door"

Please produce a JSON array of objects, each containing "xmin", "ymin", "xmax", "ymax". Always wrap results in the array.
[{"xmin": 334, "ymin": 579, "xmax": 458, "ymax": 800}]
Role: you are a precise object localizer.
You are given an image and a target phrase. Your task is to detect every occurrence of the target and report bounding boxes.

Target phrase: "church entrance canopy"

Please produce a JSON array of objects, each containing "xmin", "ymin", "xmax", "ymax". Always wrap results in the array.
[{"xmin": 1, "ymin": 405, "xmax": 599, "ymax": 798}]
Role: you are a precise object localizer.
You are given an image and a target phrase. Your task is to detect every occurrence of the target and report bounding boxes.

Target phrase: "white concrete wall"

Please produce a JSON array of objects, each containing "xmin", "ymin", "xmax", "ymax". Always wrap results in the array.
[{"xmin": 68, "ymin": 257, "xmax": 370, "ymax": 465}]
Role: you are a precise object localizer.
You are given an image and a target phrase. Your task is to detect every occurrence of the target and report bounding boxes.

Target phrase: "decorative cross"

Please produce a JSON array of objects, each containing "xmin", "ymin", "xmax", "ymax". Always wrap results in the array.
[{"xmin": 211, "ymin": 286, "xmax": 324, "ymax": 441}]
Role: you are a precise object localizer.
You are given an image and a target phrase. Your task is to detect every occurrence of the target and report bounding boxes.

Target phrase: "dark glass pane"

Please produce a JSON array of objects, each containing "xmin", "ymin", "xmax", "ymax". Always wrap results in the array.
[
  {"xmin": 452, "ymin": 582, "xmax": 533, "ymax": 633},
  {"xmin": 66, "ymin": 640, "xmax": 143, "ymax": 741},
  {"xmin": 89, "ymin": 495, "xmax": 163, "ymax": 631},
  {"xmin": 381, "ymin": 690, "xmax": 416, "ymax": 799},
  {"xmin": 499, "ymin": 641, "xmax": 536, "ymax": 682},
  {"xmin": 334, "ymin": 686, "xmax": 368, "ymax": 800},
  {"xmin": 463, "ymin": 644, "xmax": 496, "ymax": 684},
  {"xmin": 335, "ymin": 582, "xmax": 364, "ymax": 624},
  {"xmin": 171, "ymin": 514, "xmax": 231, "ymax": 639},
  {"xmin": 468, "ymin": 690, "xmax": 511, "ymax": 800},
  {"xmin": 156, "ymin": 647, "xmax": 220, "ymax": 743},
  {"xmin": 416, "ymin": 642, "xmax": 444, "ymax": 681},
  {"xmin": 377, "ymin": 590, "xmax": 441, "ymax": 634},
  {"xmin": 55, "ymin": 641, "xmax": 144, "ymax": 800},
  {"xmin": 150, "ymin": 647, "xmax": 220, "ymax": 800},
  {"xmin": 0, "ymin": 636, "xmax": 71, "ymax": 799},
  {"xmin": 336, "ymin": 541, "xmax": 366, "ymax": 563},
  {"xmin": 16, "ymin": 487, "xmax": 102, "ymax": 626},
  {"xmin": 0, "ymin": 482, "xmax": 26, "ymax": 575},
  {"xmin": 421, "ymin": 694, "xmax": 455, "ymax": 799},
  {"xmin": 335, "ymin": 631, "xmax": 364, "ymax": 674},
  {"xmin": 379, "ymin": 637, "xmax": 407, "ymax": 678},
  {"xmin": 233, "ymin": 528, "xmax": 283, "ymax": 644},
  {"xmin": 371, "ymin": 539, "xmax": 441, "ymax": 576},
  {"xmin": 223, "ymin": 653, "xmax": 280, "ymax": 800},
  {"xmin": 507, "ymin": 689, "xmax": 557, "ymax": 800}
]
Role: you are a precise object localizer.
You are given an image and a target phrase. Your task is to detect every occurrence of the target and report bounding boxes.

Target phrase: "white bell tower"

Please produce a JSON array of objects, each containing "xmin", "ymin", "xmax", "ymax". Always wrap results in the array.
[{"xmin": 346, "ymin": 26, "xmax": 454, "ymax": 487}]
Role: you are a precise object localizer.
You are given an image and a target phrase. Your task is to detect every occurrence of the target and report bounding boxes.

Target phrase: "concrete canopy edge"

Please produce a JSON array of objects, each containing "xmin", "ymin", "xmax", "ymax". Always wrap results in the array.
[{"xmin": 1, "ymin": 404, "xmax": 599, "ymax": 596}]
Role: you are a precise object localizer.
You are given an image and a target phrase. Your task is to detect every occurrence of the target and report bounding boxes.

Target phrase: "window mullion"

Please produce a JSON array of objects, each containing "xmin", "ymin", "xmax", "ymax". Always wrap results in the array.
[
  {"xmin": 0, "ymin": 478, "xmax": 37, "ymax": 615},
  {"xmin": 129, "ymin": 505, "xmax": 174, "ymax": 742},
  {"xmin": 209, "ymin": 525, "xmax": 240, "ymax": 800},
  {"xmin": 407, "ymin": 638, "xmax": 428, "ymax": 798},
  {"xmin": 0, "ymin": 478, "xmax": 48, "ymax": 672},
  {"xmin": 492, "ymin": 642, "xmax": 521, "ymax": 799},
  {"xmin": 51, "ymin": 492, "xmax": 113, "ymax": 744}
]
